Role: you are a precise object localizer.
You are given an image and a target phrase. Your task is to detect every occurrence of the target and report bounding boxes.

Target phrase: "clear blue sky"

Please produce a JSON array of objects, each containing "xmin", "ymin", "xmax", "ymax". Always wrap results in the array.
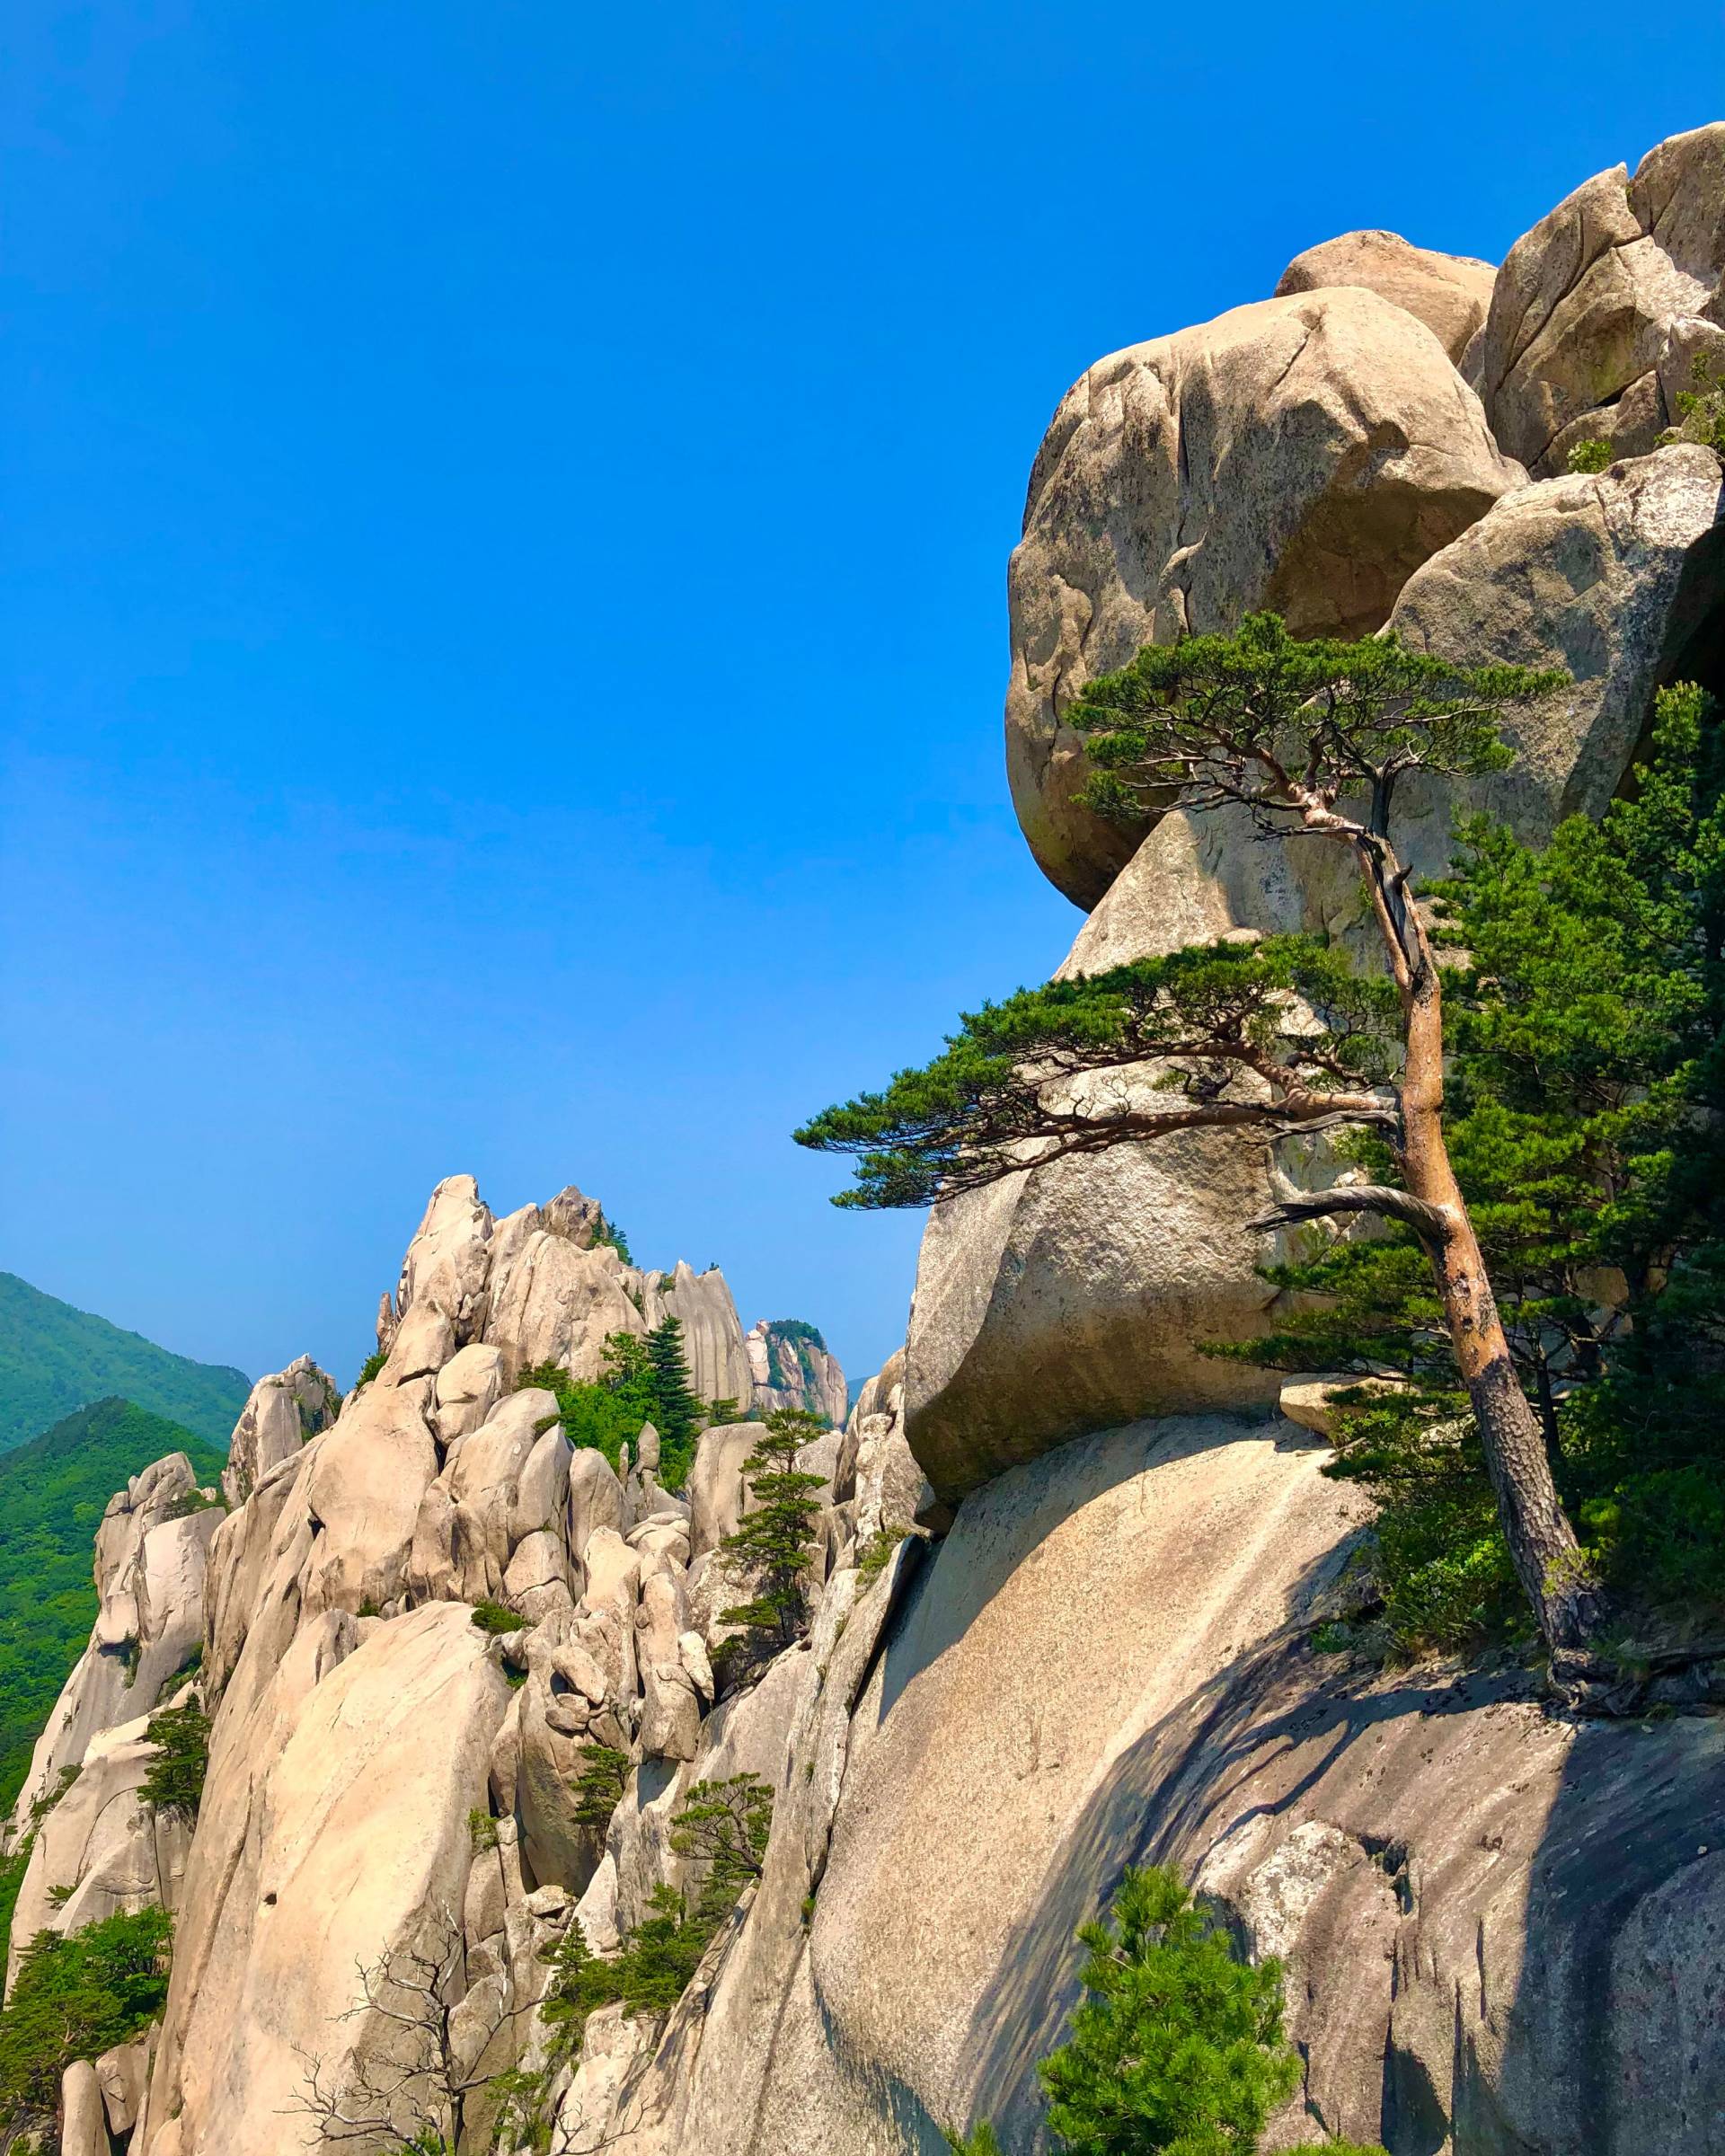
[{"xmin": 3, "ymin": 4, "xmax": 1721, "ymax": 1394}]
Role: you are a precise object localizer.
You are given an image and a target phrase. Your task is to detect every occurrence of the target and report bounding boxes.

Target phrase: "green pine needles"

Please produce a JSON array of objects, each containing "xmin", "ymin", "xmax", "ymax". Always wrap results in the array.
[
  {"xmin": 951, "ymin": 1864, "xmax": 1386, "ymax": 2156},
  {"xmin": 140, "ymin": 1699, "xmax": 211, "ymax": 1824},
  {"xmin": 719, "ymin": 1409, "xmax": 828, "ymax": 1648},
  {"xmin": 1038, "ymin": 1865, "xmax": 1296, "ymax": 2155},
  {"xmin": 539, "ymin": 1775, "xmax": 772, "ymax": 2049},
  {"xmin": 800, "ymin": 612, "xmax": 1613, "ymax": 1650},
  {"xmin": 0, "ymin": 1905, "xmax": 172, "ymax": 2129},
  {"xmin": 519, "ymin": 1317, "xmax": 711, "ymax": 1490},
  {"xmin": 645, "ymin": 1315, "xmax": 704, "ymax": 1466},
  {"xmin": 570, "ymin": 1743, "xmax": 631, "ymax": 1832},
  {"xmin": 1252, "ymin": 677, "xmax": 1725, "ymax": 1648}
]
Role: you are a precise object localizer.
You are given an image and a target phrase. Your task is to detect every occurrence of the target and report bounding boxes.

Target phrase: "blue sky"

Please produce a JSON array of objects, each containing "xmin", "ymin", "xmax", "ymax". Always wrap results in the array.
[{"xmin": 4, "ymin": 4, "xmax": 1721, "ymax": 1394}]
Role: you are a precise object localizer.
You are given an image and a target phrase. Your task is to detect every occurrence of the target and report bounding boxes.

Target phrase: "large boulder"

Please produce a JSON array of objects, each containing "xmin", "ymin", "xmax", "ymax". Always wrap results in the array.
[
  {"xmin": 746, "ymin": 1320, "xmax": 848, "ymax": 1425},
  {"xmin": 925, "ymin": 443, "xmax": 1725, "ymax": 1503},
  {"xmin": 1007, "ymin": 286, "xmax": 1522, "ymax": 906},
  {"xmin": 1275, "ymin": 228, "xmax": 1496, "ymax": 364},
  {"xmin": 1481, "ymin": 124, "xmax": 1725, "ymax": 474},
  {"xmin": 763, "ymin": 1416, "xmax": 1725, "ymax": 2156},
  {"xmin": 300, "ymin": 1381, "xmax": 440, "ymax": 1616},
  {"xmin": 902, "ymin": 877, "xmax": 1297, "ymax": 1505},
  {"xmin": 483, "ymin": 1228, "xmax": 647, "ymax": 1382},
  {"xmin": 653, "ymin": 1262, "xmax": 756, "ymax": 1408},
  {"xmin": 1385, "ymin": 444, "xmax": 1725, "ymax": 857}
]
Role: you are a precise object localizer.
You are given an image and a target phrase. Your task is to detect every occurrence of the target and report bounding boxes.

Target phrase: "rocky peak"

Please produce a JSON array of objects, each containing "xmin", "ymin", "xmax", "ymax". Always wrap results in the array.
[
  {"xmin": 745, "ymin": 1318, "xmax": 847, "ymax": 1426},
  {"xmin": 541, "ymin": 1183, "xmax": 607, "ymax": 1246}
]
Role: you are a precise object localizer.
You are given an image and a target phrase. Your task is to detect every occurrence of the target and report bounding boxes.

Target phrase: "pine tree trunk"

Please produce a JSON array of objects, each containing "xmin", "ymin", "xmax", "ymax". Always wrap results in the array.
[{"xmin": 1393, "ymin": 908, "xmax": 1606, "ymax": 1651}]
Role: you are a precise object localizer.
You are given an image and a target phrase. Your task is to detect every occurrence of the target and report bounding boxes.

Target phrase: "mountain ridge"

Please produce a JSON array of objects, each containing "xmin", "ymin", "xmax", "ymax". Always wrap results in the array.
[{"xmin": 0, "ymin": 1272, "xmax": 249, "ymax": 1453}]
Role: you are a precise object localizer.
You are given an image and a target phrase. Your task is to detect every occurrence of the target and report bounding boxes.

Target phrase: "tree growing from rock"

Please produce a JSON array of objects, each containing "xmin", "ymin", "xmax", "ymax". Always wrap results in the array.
[
  {"xmin": 645, "ymin": 1316, "xmax": 703, "ymax": 1465},
  {"xmin": 719, "ymin": 1409, "xmax": 828, "ymax": 1648},
  {"xmin": 799, "ymin": 614, "xmax": 1605, "ymax": 1651},
  {"xmin": 949, "ymin": 1863, "xmax": 1388, "ymax": 2156},
  {"xmin": 0, "ymin": 1904, "xmax": 172, "ymax": 2136},
  {"xmin": 140, "ymin": 1698, "xmax": 211, "ymax": 1823},
  {"xmin": 1230, "ymin": 678, "xmax": 1725, "ymax": 1649},
  {"xmin": 293, "ymin": 1904, "xmax": 527, "ymax": 2153},
  {"xmin": 540, "ymin": 1778, "xmax": 773, "ymax": 2054}
]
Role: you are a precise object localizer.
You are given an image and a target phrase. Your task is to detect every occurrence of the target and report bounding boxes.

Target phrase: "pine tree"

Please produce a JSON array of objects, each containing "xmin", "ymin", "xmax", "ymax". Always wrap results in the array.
[
  {"xmin": 1037, "ymin": 1866, "xmax": 1299, "ymax": 2155},
  {"xmin": 719, "ymin": 1409, "xmax": 827, "ymax": 1648},
  {"xmin": 646, "ymin": 1317, "xmax": 703, "ymax": 1466},
  {"xmin": 801, "ymin": 614, "xmax": 1605, "ymax": 1650},
  {"xmin": 1226, "ymin": 679, "xmax": 1725, "ymax": 1646}
]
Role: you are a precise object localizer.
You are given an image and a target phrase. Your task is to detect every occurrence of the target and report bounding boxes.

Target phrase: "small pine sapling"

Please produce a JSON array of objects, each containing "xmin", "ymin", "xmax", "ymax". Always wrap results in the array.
[{"xmin": 718, "ymin": 1409, "xmax": 828, "ymax": 1648}]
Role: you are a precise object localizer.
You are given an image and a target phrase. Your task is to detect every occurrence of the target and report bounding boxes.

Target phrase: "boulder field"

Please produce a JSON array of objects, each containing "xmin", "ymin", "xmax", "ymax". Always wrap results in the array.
[{"xmin": 11, "ymin": 125, "xmax": 1725, "ymax": 2156}]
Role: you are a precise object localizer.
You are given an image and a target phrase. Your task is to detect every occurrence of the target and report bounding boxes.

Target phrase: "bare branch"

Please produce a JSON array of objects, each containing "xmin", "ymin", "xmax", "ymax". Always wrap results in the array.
[{"xmin": 1247, "ymin": 1182, "xmax": 1453, "ymax": 1241}]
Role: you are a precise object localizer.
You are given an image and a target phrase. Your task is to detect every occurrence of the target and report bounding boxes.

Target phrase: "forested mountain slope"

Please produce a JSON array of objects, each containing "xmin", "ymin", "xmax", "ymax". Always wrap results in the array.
[{"xmin": 0, "ymin": 1273, "xmax": 249, "ymax": 1452}]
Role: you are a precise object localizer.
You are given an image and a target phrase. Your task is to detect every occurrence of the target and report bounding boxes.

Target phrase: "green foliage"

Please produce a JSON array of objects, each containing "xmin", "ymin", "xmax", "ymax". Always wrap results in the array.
[
  {"xmin": 667, "ymin": 1774, "xmax": 773, "ymax": 1917},
  {"xmin": 468, "ymin": 1807, "xmax": 500, "ymax": 1851},
  {"xmin": 1565, "ymin": 436, "xmax": 1614, "ymax": 473},
  {"xmin": 1230, "ymin": 679, "xmax": 1725, "ymax": 1648},
  {"xmin": 540, "ymin": 1884, "xmax": 711, "ymax": 2045},
  {"xmin": 140, "ymin": 1701, "xmax": 210, "ymax": 1824},
  {"xmin": 541, "ymin": 1778, "xmax": 772, "ymax": 2048},
  {"xmin": 592, "ymin": 1209, "xmax": 632, "ymax": 1265},
  {"xmin": 0, "ymin": 1399, "xmax": 224, "ymax": 1809},
  {"xmin": 757, "ymin": 1320, "xmax": 836, "ymax": 1418},
  {"xmin": 1278, "ymin": 2144, "xmax": 1390, "ymax": 2155},
  {"xmin": 0, "ymin": 1905, "xmax": 172, "ymax": 2127},
  {"xmin": 354, "ymin": 1348, "xmax": 389, "ymax": 1390},
  {"xmin": 519, "ymin": 1321, "xmax": 704, "ymax": 1491},
  {"xmin": 798, "ymin": 934, "xmax": 1401, "ymax": 1208},
  {"xmin": 719, "ymin": 1411, "xmax": 828, "ymax": 1647},
  {"xmin": 1659, "ymin": 350, "xmax": 1725, "ymax": 455},
  {"xmin": 944, "ymin": 2127, "xmax": 1005, "ymax": 2155},
  {"xmin": 1037, "ymin": 1864, "xmax": 1297, "ymax": 2156},
  {"xmin": 1063, "ymin": 608, "xmax": 1561, "ymax": 831},
  {"xmin": 645, "ymin": 1317, "xmax": 703, "ymax": 1472},
  {"xmin": 855, "ymin": 1528, "xmax": 904, "ymax": 1583},
  {"xmin": 0, "ymin": 1771, "xmax": 83, "ymax": 1977},
  {"xmin": 164, "ymin": 1483, "xmax": 226, "ymax": 1518},
  {"xmin": 0, "ymin": 1271, "xmax": 250, "ymax": 1453},
  {"xmin": 570, "ymin": 1744, "xmax": 631, "ymax": 1833},
  {"xmin": 488, "ymin": 2064, "xmax": 554, "ymax": 2154},
  {"xmin": 469, "ymin": 1600, "xmax": 526, "ymax": 1636}
]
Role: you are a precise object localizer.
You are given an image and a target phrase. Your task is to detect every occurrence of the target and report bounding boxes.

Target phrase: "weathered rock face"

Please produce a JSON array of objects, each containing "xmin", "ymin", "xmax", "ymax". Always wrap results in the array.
[
  {"xmin": 23, "ymin": 137, "xmax": 1725, "ymax": 2156},
  {"xmin": 1386, "ymin": 444, "xmax": 1725, "ymax": 856},
  {"xmin": 1007, "ymin": 286, "xmax": 1523, "ymax": 906},
  {"xmin": 744, "ymin": 1319, "xmax": 847, "ymax": 1425},
  {"xmin": 1481, "ymin": 124, "xmax": 1725, "ymax": 475},
  {"xmin": 10, "ymin": 1453, "xmax": 221, "ymax": 1840},
  {"xmin": 8, "ymin": 1714, "xmax": 192, "ymax": 1991},
  {"xmin": 221, "ymin": 1356, "xmax": 338, "ymax": 1507},
  {"xmin": 901, "ymin": 863, "xmax": 1304, "ymax": 1504},
  {"xmin": 560, "ymin": 1419, "xmax": 1725, "ymax": 2156},
  {"xmin": 941, "ymin": 456, "xmax": 1725, "ymax": 1506},
  {"xmin": 655, "ymin": 1263, "xmax": 756, "ymax": 1409},
  {"xmin": 14, "ymin": 1140, "xmax": 1725, "ymax": 2156},
  {"xmin": 1275, "ymin": 228, "xmax": 1496, "ymax": 364},
  {"xmin": 143, "ymin": 1603, "xmax": 510, "ymax": 2155}
]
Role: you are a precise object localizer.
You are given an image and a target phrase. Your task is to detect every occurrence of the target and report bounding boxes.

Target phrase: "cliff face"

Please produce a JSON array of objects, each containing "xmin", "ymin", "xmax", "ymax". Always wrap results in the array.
[{"xmin": 13, "ymin": 125, "xmax": 1725, "ymax": 2156}]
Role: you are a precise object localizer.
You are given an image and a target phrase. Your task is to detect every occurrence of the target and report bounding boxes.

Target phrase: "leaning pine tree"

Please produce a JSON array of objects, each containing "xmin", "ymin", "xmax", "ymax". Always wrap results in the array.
[{"xmin": 798, "ymin": 614, "xmax": 1605, "ymax": 1652}]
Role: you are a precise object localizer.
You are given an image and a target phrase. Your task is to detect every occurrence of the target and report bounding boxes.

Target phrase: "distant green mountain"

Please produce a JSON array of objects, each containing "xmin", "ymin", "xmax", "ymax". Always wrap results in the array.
[
  {"xmin": 0, "ymin": 1272, "xmax": 249, "ymax": 1453},
  {"xmin": 0, "ymin": 1399, "xmax": 226, "ymax": 1811}
]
